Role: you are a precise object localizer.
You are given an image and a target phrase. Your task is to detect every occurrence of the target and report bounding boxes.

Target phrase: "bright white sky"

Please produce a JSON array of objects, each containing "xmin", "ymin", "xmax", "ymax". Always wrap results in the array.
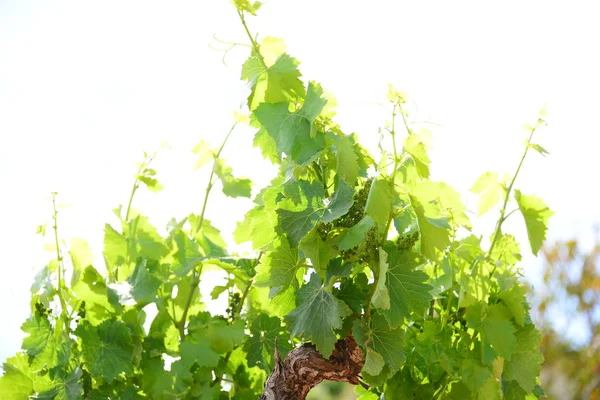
[{"xmin": 1, "ymin": 1, "xmax": 599, "ymax": 363}]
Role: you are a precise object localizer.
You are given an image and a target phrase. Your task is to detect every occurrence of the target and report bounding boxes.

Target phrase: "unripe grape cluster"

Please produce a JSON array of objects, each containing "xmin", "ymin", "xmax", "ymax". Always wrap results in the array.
[
  {"xmin": 334, "ymin": 178, "xmax": 380, "ymax": 264},
  {"xmin": 336, "ymin": 178, "xmax": 373, "ymax": 228},
  {"xmin": 396, "ymin": 231, "xmax": 420, "ymax": 252}
]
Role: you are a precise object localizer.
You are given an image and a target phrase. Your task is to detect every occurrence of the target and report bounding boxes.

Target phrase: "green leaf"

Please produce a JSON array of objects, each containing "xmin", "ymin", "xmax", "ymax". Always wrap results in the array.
[
  {"xmin": 35, "ymin": 367, "xmax": 83, "ymax": 400},
  {"xmin": 232, "ymin": 0, "xmax": 263, "ymax": 15},
  {"xmin": 364, "ymin": 178, "xmax": 394, "ymax": 233},
  {"xmin": 180, "ymin": 336, "xmax": 220, "ymax": 369},
  {"xmin": 503, "ymin": 324, "xmax": 544, "ymax": 393},
  {"xmin": 276, "ymin": 180, "xmax": 326, "ymax": 246},
  {"xmin": 127, "ymin": 259, "xmax": 162, "ymax": 303},
  {"xmin": 21, "ymin": 314, "xmax": 52, "ymax": 358},
  {"xmin": 234, "ymin": 205, "xmax": 278, "ymax": 248},
  {"xmin": 336, "ymin": 216, "xmax": 375, "ymax": 251},
  {"xmin": 191, "ymin": 140, "xmax": 213, "ymax": 169},
  {"xmin": 371, "ymin": 248, "xmax": 390, "ymax": 310},
  {"xmin": 466, "ymin": 302, "xmax": 517, "ymax": 360},
  {"xmin": 363, "ymin": 348, "xmax": 385, "ymax": 376},
  {"xmin": 514, "ymin": 190, "xmax": 554, "ymax": 255},
  {"xmin": 285, "ymin": 273, "xmax": 351, "ymax": 357},
  {"xmin": 71, "ymin": 265, "xmax": 121, "ymax": 324},
  {"xmin": 207, "ymin": 319, "xmax": 245, "ymax": 353},
  {"xmin": 299, "ymin": 228, "xmax": 334, "ymax": 277},
  {"xmin": 403, "ymin": 134, "xmax": 431, "ymax": 178},
  {"xmin": 381, "ymin": 244, "xmax": 432, "ymax": 329},
  {"xmin": 75, "ymin": 320, "xmax": 134, "ymax": 382},
  {"xmin": 244, "ymin": 52, "xmax": 306, "ymax": 111},
  {"xmin": 68, "ymin": 238, "xmax": 94, "ymax": 287},
  {"xmin": 103, "ymin": 223, "xmax": 127, "ymax": 274},
  {"xmin": 243, "ymin": 313, "xmax": 292, "ymax": 370},
  {"xmin": 461, "ymin": 358, "xmax": 492, "ymax": 392},
  {"xmin": 0, "ymin": 353, "xmax": 34, "ymax": 399},
  {"xmin": 255, "ymin": 236, "xmax": 302, "ymax": 297},
  {"xmin": 254, "ymin": 93, "xmax": 326, "ymax": 164},
  {"xmin": 322, "ymin": 179, "xmax": 354, "ymax": 223},
  {"xmin": 333, "ymin": 135, "xmax": 360, "ymax": 185},
  {"xmin": 497, "ymin": 284, "xmax": 527, "ymax": 326},
  {"xmin": 353, "ymin": 313, "xmax": 405, "ymax": 371},
  {"xmin": 189, "ymin": 216, "xmax": 228, "ymax": 257},
  {"xmin": 214, "ymin": 158, "xmax": 252, "ymax": 198},
  {"xmin": 138, "ymin": 175, "xmax": 164, "ymax": 193},
  {"xmin": 471, "ymin": 172, "xmax": 505, "ymax": 216},
  {"xmin": 528, "ymin": 143, "xmax": 549, "ymax": 157},
  {"xmin": 141, "ymin": 358, "xmax": 174, "ymax": 399},
  {"xmin": 409, "ymin": 195, "xmax": 450, "ymax": 261}
]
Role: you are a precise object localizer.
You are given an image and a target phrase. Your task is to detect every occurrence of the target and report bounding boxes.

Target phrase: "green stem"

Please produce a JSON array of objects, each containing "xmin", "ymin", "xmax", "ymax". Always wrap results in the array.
[
  {"xmin": 51, "ymin": 193, "xmax": 69, "ymax": 332},
  {"xmin": 237, "ymin": 10, "xmax": 268, "ymax": 70},
  {"xmin": 178, "ymin": 124, "xmax": 238, "ymax": 340},
  {"xmin": 485, "ymin": 125, "xmax": 538, "ymax": 260}
]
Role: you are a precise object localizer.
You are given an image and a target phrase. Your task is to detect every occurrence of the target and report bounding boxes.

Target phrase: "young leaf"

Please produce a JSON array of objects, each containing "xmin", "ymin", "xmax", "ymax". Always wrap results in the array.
[
  {"xmin": 471, "ymin": 172, "xmax": 505, "ymax": 216},
  {"xmin": 214, "ymin": 158, "xmax": 252, "ymax": 198},
  {"xmin": 514, "ymin": 190, "xmax": 554, "ymax": 255},
  {"xmin": 403, "ymin": 134, "xmax": 430, "ymax": 178}
]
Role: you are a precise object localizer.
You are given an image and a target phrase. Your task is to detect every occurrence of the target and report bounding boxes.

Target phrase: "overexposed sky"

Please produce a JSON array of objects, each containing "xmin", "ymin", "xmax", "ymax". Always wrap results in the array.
[{"xmin": 1, "ymin": 0, "xmax": 599, "ymax": 362}]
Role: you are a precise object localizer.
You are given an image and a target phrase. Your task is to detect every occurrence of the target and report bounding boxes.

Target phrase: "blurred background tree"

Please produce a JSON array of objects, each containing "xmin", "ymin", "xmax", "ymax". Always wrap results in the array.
[{"xmin": 533, "ymin": 230, "xmax": 600, "ymax": 400}]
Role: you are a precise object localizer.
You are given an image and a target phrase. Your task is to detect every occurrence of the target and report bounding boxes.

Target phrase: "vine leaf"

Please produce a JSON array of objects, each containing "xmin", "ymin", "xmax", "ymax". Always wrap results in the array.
[
  {"xmin": 354, "ymin": 313, "xmax": 405, "ymax": 371},
  {"xmin": 243, "ymin": 313, "xmax": 292, "ymax": 370},
  {"xmin": 214, "ymin": 158, "xmax": 252, "ymax": 198},
  {"xmin": 75, "ymin": 320, "xmax": 134, "ymax": 383},
  {"xmin": 255, "ymin": 236, "xmax": 302, "ymax": 297},
  {"xmin": 322, "ymin": 179, "xmax": 354, "ymax": 223},
  {"xmin": 503, "ymin": 324, "xmax": 544, "ymax": 393},
  {"xmin": 466, "ymin": 302, "xmax": 517, "ymax": 360},
  {"xmin": 276, "ymin": 180, "xmax": 326, "ymax": 246},
  {"xmin": 232, "ymin": 0, "xmax": 263, "ymax": 15},
  {"xmin": 497, "ymin": 284, "xmax": 527, "ymax": 326},
  {"xmin": 333, "ymin": 135, "xmax": 359, "ymax": 186},
  {"xmin": 364, "ymin": 178, "xmax": 394, "ymax": 233},
  {"xmin": 243, "ymin": 52, "xmax": 305, "ymax": 111},
  {"xmin": 285, "ymin": 273, "xmax": 351, "ymax": 357},
  {"xmin": 403, "ymin": 134, "xmax": 431, "ymax": 179},
  {"xmin": 514, "ymin": 190, "xmax": 554, "ymax": 255},
  {"xmin": 371, "ymin": 248, "xmax": 390, "ymax": 310},
  {"xmin": 470, "ymin": 172, "xmax": 505, "ymax": 216},
  {"xmin": 0, "ymin": 353, "xmax": 34, "ymax": 399},
  {"xmin": 336, "ymin": 216, "xmax": 375, "ymax": 251},
  {"xmin": 254, "ymin": 81, "xmax": 326, "ymax": 164},
  {"xmin": 381, "ymin": 244, "xmax": 432, "ymax": 329}
]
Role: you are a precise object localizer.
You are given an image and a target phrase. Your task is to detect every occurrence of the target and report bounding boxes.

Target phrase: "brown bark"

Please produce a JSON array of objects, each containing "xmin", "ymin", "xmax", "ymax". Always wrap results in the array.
[{"xmin": 260, "ymin": 336, "xmax": 365, "ymax": 400}]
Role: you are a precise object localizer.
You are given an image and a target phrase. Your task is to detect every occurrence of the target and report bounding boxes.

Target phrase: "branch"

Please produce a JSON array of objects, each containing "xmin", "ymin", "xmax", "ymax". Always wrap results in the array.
[{"xmin": 260, "ymin": 336, "xmax": 365, "ymax": 400}]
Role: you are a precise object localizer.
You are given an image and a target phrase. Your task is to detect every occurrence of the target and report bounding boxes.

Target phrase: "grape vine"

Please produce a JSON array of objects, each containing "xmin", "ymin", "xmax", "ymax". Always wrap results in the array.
[{"xmin": 0, "ymin": 1, "xmax": 553, "ymax": 399}]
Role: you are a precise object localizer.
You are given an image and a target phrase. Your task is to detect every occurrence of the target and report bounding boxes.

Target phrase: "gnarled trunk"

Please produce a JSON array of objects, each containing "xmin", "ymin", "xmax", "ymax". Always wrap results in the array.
[{"xmin": 260, "ymin": 336, "xmax": 365, "ymax": 400}]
